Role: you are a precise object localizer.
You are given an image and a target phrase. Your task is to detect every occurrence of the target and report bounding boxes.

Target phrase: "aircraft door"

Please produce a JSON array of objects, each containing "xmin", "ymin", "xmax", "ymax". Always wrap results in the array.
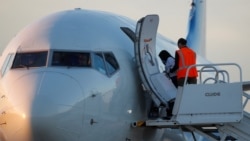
[{"xmin": 134, "ymin": 15, "xmax": 176, "ymax": 107}]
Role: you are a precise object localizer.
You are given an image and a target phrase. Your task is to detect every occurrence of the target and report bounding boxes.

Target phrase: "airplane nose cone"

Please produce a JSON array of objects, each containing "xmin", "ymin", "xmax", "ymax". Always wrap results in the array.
[
  {"xmin": 9, "ymin": 71, "xmax": 84, "ymax": 140},
  {"xmin": 31, "ymin": 72, "xmax": 83, "ymax": 117}
]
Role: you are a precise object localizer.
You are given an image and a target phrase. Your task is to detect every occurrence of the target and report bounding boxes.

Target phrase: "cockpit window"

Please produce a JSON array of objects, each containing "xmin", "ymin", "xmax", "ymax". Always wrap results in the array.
[
  {"xmin": 93, "ymin": 52, "xmax": 119, "ymax": 76},
  {"xmin": 1, "ymin": 53, "xmax": 15, "ymax": 75},
  {"xmin": 104, "ymin": 53, "xmax": 119, "ymax": 75},
  {"xmin": 51, "ymin": 51, "xmax": 91, "ymax": 67},
  {"xmin": 93, "ymin": 52, "xmax": 107, "ymax": 75},
  {"xmin": 11, "ymin": 51, "xmax": 48, "ymax": 69}
]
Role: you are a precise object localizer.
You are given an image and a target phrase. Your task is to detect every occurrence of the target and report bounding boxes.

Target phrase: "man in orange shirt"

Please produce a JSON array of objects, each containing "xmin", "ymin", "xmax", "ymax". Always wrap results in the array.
[
  {"xmin": 165, "ymin": 38, "xmax": 198, "ymax": 118},
  {"xmin": 170, "ymin": 38, "xmax": 198, "ymax": 87}
]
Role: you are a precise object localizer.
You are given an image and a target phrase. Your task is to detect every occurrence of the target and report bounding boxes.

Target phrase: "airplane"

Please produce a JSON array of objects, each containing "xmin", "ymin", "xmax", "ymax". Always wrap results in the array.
[{"xmin": 0, "ymin": 0, "xmax": 249, "ymax": 141}]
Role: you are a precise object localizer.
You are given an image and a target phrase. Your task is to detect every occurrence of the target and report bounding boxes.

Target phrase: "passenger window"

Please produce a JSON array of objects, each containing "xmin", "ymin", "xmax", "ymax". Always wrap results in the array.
[
  {"xmin": 11, "ymin": 51, "xmax": 48, "ymax": 69},
  {"xmin": 104, "ymin": 53, "xmax": 119, "ymax": 75},
  {"xmin": 51, "ymin": 51, "xmax": 91, "ymax": 67},
  {"xmin": 1, "ymin": 53, "xmax": 15, "ymax": 76},
  {"xmin": 93, "ymin": 53, "xmax": 107, "ymax": 75}
]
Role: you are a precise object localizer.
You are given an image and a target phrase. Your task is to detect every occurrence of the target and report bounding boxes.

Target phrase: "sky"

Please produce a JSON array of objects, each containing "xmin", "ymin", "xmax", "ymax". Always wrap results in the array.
[{"xmin": 0, "ymin": 0, "xmax": 250, "ymax": 82}]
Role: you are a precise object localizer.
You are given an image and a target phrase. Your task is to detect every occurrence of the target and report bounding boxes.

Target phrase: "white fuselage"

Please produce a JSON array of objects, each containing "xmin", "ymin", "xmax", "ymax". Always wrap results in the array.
[{"xmin": 0, "ymin": 9, "xmax": 185, "ymax": 141}]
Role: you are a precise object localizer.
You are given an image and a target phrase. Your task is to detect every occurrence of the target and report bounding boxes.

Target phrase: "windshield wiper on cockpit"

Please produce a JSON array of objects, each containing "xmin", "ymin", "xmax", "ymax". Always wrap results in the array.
[{"xmin": 18, "ymin": 64, "xmax": 30, "ymax": 69}]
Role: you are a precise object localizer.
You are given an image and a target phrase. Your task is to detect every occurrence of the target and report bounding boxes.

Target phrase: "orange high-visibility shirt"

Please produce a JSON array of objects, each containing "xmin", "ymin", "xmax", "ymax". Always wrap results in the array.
[{"xmin": 177, "ymin": 47, "xmax": 198, "ymax": 79}]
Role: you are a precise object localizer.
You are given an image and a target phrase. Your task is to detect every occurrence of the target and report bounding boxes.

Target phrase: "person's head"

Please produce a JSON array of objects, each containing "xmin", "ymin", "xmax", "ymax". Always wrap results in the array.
[
  {"xmin": 177, "ymin": 38, "xmax": 187, "ymax": 48},
  {"xmin": 159, "ymin": 50, "xmax": 171, "ymax": 63}
]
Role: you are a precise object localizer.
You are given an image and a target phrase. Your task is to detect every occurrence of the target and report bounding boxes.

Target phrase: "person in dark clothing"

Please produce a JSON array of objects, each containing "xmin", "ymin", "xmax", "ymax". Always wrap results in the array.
[
  {"xmin": 159, "ymin": 50, "xmax": 178, "ymax": 88},
  {"xmin": 159, "ymin": 50, "xmax": 178, "ymax": 118}
]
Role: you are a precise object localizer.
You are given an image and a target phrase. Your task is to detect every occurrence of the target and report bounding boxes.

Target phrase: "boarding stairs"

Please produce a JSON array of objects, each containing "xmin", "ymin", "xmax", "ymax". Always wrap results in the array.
[
  {"xmin": 133, "ymin": 63, "xmax": 250, "ymax": 141},
  {"xmin": 121, "ymin": 14, "xmax": 250, "ymax": 140},
  {"xmin": 130, "ymin": 15, "xmax": 250, "ymax": 140}
]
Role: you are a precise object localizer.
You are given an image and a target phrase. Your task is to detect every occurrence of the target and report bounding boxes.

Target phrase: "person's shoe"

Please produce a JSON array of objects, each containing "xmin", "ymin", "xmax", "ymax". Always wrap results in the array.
[{"xmin": 162, "ymin": 116, "xmax": 171, "ymax": 120}]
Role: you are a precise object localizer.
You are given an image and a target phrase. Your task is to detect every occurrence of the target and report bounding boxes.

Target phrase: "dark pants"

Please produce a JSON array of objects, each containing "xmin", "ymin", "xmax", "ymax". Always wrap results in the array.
[
  {"xmin": 166, "ymin": 98, "xmax": 175, "ymax": 117},
  {"xmin": 170, "ymin": 76, "xmax": 178, "ymax": 88},
  {"xmin": 177, "ymin": 77, "xmax": 197, "ymax": 87}
]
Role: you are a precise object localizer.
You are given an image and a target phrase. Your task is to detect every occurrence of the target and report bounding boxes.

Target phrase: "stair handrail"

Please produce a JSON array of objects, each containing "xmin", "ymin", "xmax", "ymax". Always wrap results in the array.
[{"xmin": 183, "ymin": 63, "xmax": 242, "ymax": 85}]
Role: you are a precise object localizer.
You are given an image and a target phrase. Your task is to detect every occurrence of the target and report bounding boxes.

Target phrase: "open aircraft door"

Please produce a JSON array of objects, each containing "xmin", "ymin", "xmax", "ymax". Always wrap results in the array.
[{"xmin": 134, "ymin": 15, "xmax": 176, "ymax": 107}]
